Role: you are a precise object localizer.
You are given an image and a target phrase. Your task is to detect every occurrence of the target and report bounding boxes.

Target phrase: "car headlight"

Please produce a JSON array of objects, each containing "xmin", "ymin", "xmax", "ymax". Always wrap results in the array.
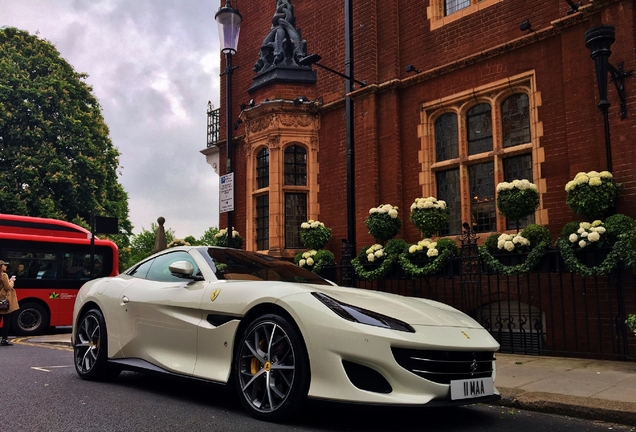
[{"xmin": 312, "ymin": 292, "xmax": 415, "ymax": 333}]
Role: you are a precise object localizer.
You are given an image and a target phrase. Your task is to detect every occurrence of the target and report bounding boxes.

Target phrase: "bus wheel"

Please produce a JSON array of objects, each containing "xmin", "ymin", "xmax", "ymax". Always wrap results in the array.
[{"xmin": 12, "ymin": 302, "xmax": 50, "ymax": 336}]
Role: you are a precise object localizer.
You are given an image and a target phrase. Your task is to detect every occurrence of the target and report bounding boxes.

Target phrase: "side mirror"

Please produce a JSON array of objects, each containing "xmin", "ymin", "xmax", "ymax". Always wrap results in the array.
[{"xmin": 169, "ymin": 261, "xmax": 195, "ymax": 277}]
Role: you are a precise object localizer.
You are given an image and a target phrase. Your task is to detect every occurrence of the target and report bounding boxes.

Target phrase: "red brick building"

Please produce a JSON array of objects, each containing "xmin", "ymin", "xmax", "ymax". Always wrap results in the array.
[{"xmin": 205, "ymin": 0, "xmax": 636, "ymax": 262}]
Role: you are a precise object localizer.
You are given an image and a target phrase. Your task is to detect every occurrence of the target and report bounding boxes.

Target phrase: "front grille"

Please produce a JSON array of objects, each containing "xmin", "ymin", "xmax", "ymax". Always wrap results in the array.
[{"xmin": 392, "ymin": 348, "xmax": 495, "ymax": 384}]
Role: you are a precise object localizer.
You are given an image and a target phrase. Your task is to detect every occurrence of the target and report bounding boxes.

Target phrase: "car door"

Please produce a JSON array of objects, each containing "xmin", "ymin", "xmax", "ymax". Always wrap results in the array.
[{"xmin": 118, "ymin": 250, "xmax": 208, "ymax": 375}]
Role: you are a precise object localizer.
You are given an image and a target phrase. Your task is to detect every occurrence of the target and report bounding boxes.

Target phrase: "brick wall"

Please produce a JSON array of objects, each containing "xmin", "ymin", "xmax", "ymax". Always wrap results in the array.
[{"xmin": 220, "ymin": 0, "xmax": 636, "ymax": 260}]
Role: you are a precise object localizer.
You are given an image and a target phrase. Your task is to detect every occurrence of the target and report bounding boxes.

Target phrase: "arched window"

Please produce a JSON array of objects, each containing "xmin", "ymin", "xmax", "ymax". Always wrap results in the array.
[
  {"xmin": 284, "ymin": 145, "xmax": 307, "ymax": 186},
  {"xmin": 256, "ymin": 148, "xmax": 269, "ymax": 189},
  {"xmin": 283, "ymin": 145, "xmax": 307, "ymax": 248},
  {"xmin": 466, "ymin": 103, "xmax": 493, "ymax": 155},
  {"xmin": 435, "ymin": 113, "xmax": 459, "ymax": 162},
  {"xmin": 501, "ymin": 93, "xmax": 531, "ymax": 148},
  {"xmin": 255, "ymin": 148, "xmax": 269, "ymax": 250},
  {"xmin": 423, "ymin": 77, "xmax": 540, "ymax": 236}
]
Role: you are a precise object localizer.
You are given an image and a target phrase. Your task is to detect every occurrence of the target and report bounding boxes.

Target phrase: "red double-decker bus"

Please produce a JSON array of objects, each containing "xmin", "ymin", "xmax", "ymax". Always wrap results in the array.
[{"xmin": 0, "ymin": 213, "xmax": 118, "ymax": 335}]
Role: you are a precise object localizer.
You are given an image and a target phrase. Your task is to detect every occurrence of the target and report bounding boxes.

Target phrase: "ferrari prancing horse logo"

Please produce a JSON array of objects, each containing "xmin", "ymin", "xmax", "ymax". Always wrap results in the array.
[{"xmin": 210, "ymin": 289, "xmax": 221, "ymax": 302}]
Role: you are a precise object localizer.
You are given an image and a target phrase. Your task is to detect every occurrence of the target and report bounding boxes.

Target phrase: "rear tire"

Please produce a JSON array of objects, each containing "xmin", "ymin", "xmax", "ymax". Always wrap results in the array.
[
  {"xmin": 74, "ymin": 309, "xmax": 120, "ymax": 381},
  {"xmin": 233, "ymin": 313, "xmax": 310, "ymax": 422},
  {"xmin": 12, "ymin": 302, "xmax": 49, "ymax": 336}
]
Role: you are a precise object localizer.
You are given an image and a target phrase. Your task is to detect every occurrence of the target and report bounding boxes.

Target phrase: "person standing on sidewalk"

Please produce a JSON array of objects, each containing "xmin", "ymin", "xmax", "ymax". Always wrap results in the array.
[{"xmin": 0, "ymin": 260, "xmax": 19, "ymax": 346}]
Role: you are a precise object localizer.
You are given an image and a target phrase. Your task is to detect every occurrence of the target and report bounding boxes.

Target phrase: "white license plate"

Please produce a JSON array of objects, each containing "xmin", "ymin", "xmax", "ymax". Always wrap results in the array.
[{"xmin": 450, "ymin": 377, "xmax": 494, "ymax": 400}]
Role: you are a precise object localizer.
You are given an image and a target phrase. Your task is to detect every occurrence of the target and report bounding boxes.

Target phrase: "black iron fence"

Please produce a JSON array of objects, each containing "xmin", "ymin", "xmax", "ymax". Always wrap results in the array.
[{"xmin": 319, "ymin": 247, "xmax": 636, "ymax": 361}]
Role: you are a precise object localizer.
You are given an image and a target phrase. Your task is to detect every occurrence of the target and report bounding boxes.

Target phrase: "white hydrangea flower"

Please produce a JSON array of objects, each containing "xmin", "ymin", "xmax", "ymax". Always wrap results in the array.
[
  {"xmin": 301, "ymin": 222, "xmax": 310, "ymax": 229},
  {"xmin": 504, "ymin": 241, "xmax": 515, "ymax": 252},
  {"xmin": 587, "ymin": 232, "xmax": 600, "ymax": 242},
  {"xmin": 374, "ymin": 250, "xmax": 384, "ymax": 258},
  {"xmin": 389, "ymin": 209, "xmax": 398, "ymax": 218},
  {"xmin": 306, "ymin": 257, "xmax": 314, "ymax": 266},
  {"xmin": 575, "ymin": 175, "xmax": 590, "ymax": 184},
  {"xmin": 409, "ymin": 245, "xmax": 417, "ymax": 254},
  {"xmin": 367, "ymin": 253, "xmax": 375, "ymax": 262},
  {"xmin": 579, "ymin": 240, "xmax": 587, "ymax": 248},
  {"xmin": 600, "ymin": 171, "xmax": 613, "ymax": 179},
  {"xmin": 589, "ymin": 177, "xmax": 602, "ymax": 186},
  {"xmin": 595, "ymin": 226, "xmax": 606, "ymax": 234},
  {"xmin": 580, "ymin": 231, "xmax": 588, "ymax": 238},
  {"xmin": 299, "ymin": 259, "xmax": 306, "ymax": 267},
  {"xmin": 427, "ymin": 248, "xmax": 439, "ymax": 257},
  {"xmin": 569, "ymin": 233, "xmax": 578, "ymax": 243},
  {"xmin": 580, "ymin": 222, "xmax": 591, "ymax": 230}
]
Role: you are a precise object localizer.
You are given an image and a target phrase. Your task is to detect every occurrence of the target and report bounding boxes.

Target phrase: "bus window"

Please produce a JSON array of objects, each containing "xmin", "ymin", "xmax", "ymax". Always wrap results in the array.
[
  {"xmin": 6, "ymin": 252, "xmax": 57, "ymax": 280},
  {"xmin": 64, "ymin": 253, "xmax": 104, "ymax": 280}
]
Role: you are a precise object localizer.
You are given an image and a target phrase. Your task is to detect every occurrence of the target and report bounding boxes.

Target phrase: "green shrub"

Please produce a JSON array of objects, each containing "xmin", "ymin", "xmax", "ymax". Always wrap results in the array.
[
  {"xmin": 300, "ymin": 220, "xmax": 332, "ymax": 250},
  {"xmin": 436, "ymin": 238, "xmax": 459, "ymax": 255},
  {"xmin": 384, "ymin": 238, "xmax": 408, "ymax": 256},
  {"xmin": 314, "ymin": 249, "xmax": 335, "ymax": 265},
  {"xmin": 496, "ymin": 180, "xmax": 540, "ymax": 221},
  {"xmin": 521, "ymin": 224, "xmax": 551, "ymax": 248},
  {"xmin": 560, "ymin": 221, "xmax": 582, "ymax": 240},
  {"xmin": 483, "ymin": 233, "xmax": 501, "ymax": 254},
  {"xmin": 565, "ymin": 171, "xmax": 620, "ymax": 220},
  {"xmin": 604, "ymin": 214, "xmax": 636, "ymax": 243},
  {"xmin": 366, "ymin": 204, "xmax": 402, "ymax": 242}
]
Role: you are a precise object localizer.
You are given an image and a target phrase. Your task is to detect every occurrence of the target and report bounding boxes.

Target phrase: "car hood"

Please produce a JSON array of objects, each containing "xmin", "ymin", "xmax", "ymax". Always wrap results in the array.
[{"xmin": 307, "ymin": 285, "xmax": 483, "ymax": 329}]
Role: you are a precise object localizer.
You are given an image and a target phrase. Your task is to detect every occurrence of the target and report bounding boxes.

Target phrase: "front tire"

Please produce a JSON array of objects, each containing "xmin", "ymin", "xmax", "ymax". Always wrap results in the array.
[
  {"xmin": 234, "ymin": 314, "xmax": 310, "ymax": 422},
  {"xmin": 74, "ymin": 309, "xmax": 120, "ymax": 381}
]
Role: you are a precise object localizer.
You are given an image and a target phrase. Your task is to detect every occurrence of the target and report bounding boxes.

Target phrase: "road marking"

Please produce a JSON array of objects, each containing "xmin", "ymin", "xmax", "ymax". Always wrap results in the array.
[
  {"xmin": 13, "ymin": 338, "xmax": 73, "ymax": 352},
  {"xmin": 31, "ymin": 365, "xmax": 73, "ymax": 373}
]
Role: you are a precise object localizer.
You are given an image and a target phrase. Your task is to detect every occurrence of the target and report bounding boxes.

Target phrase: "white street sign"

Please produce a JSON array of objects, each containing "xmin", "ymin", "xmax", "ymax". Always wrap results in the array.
[{"xmin": 220, "ymin": 173, "xmax": 234, "ymax": 213}]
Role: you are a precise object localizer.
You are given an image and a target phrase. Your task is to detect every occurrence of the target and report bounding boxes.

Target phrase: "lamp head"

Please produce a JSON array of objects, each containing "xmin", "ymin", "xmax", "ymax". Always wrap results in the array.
[
  {"xmin": 215, "ymin": 0, "xmax": 242, "ymax": 54},
  {"xmin": 293, "ymin": 96, "xmax": 308, "ymax": 106}
]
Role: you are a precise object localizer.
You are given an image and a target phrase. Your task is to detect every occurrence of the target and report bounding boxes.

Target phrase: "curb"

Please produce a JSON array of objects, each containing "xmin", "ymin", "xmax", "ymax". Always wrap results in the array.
[{"xmin": 496, "ymin": 387, "xmax": 636, "ymax": 427}]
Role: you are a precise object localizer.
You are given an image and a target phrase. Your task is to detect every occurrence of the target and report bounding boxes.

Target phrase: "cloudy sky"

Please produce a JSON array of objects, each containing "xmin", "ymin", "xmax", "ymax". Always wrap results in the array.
[{"xmin": 2, "ymin": 0, "xmax": 223, "ymax": 239}]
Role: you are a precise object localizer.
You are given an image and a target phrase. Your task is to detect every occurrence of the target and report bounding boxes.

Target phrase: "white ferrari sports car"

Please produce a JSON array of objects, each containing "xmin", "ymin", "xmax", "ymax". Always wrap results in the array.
[{"xmin": 72, "ymin": 246, "xmax": 500, "ymax": 421}]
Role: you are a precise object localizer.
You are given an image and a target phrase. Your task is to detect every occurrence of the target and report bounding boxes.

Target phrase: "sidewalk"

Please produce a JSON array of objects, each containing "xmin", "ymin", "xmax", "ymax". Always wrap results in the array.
[
  {"xmin": 19, "ymin": 334, "xmax": 636, "ymax": 427},
  {"xmin": 495, "ymin": 353, "xmax": 636, "ymax": 426}
]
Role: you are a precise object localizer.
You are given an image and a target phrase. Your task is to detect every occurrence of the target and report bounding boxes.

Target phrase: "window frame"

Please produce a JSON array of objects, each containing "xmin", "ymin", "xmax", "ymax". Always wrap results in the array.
[
  {"xmin": 420, "ymin": 72, "xmax": 545, "ymax": 237},
  {"xmin": 428, "ymin": 0, "xmax": 504, "ymax": 31}
]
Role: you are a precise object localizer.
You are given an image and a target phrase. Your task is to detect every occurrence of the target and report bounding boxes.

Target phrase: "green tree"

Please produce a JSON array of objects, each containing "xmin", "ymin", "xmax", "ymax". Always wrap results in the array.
[
  {"xmin": 0, "ymin": 27, "xmax": 133, "ymax": 246},
  {"xmin": 197, "ymin": 226, "xmax": 219, "ymax": 245},
  {"xmin": 184, "ymin": 235, "xmax": 198, "ymax": 246},
  {"xmin": 127, "ymin": 223, "xmax": 175, "ymax": 266}
]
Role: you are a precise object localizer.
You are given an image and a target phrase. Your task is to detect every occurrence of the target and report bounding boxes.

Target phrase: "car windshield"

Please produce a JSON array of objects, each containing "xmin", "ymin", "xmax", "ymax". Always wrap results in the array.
[{"xmin": 200, "ymin": 247, "xmax": 332, "ymax": 285}]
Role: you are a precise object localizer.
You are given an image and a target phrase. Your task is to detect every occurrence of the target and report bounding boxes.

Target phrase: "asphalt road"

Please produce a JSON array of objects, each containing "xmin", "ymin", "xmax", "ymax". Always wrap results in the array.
[{"xmin": 3, "ymin": 340, "xmax": 633, "ymax": 432}]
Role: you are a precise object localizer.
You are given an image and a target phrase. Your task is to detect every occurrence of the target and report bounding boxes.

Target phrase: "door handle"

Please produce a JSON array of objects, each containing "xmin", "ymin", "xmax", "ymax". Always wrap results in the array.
[{"xmin": 122, "ymin": 296, "xmax": 129, "ymax": 304}]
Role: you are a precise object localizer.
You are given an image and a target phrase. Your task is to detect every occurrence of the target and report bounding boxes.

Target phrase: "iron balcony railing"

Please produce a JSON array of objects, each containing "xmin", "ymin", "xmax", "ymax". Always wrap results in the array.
[{"xmin": 207, "ymin": 102, "xmax": 220, "ymax": 147}]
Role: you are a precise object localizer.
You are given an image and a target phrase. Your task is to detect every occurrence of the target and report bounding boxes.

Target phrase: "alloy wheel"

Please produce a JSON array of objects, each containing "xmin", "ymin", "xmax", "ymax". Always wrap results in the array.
[
  {"xmin": 237, "ymin": 320, "xmax": 296, "ymax": 414},
  {"xmin": 75, "ymin": 313, "xmax": 102, "ymax": 374}
]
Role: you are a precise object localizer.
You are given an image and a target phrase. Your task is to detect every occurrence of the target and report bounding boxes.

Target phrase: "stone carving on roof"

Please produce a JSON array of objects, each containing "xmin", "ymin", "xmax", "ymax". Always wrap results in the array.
[{"xmin": 253, "ymin": 0, "xmax": 307, "ymax": 73}]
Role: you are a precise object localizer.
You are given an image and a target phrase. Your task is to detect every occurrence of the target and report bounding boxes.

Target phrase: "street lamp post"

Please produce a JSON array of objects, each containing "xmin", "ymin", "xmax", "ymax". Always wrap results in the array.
[
  {"xmin": 585, "ymin": 24, "xmax": 633, "ymax": 173},
  {"xmin": 215, "ymin": 0, "xmax": 242, "ymax": 248}
]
